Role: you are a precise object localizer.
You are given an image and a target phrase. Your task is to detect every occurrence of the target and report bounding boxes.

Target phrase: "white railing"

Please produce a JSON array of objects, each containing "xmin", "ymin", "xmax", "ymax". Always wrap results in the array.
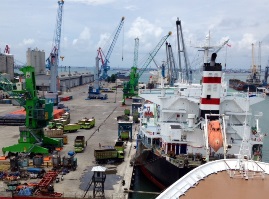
[{"xmin": 156, "ymin": 159, "xmax": 269, "ymax": 199}]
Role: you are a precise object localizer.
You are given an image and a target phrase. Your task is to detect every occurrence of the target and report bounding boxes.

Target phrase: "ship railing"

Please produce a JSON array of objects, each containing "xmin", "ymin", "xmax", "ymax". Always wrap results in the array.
[
  {"xmin": 139, "ymin": 88, "xmax": 176, "ymax": 95},
  {"xmin": 140, "ymin": 138, "xmax": 153, "ymax": 149},
  {"xmin": 156, "ymin": 159, "xmax": 269, "ymax": 199},
  {"xmin": 227, "ymin": 91, "xmax": 265, "ymax": 98}
]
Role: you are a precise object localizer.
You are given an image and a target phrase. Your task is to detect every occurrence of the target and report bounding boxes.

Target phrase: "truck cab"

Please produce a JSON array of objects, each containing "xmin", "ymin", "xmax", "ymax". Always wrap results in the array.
[{"xmin": 74, "ymin": 136, "xmax": 87, "ymax": 153}]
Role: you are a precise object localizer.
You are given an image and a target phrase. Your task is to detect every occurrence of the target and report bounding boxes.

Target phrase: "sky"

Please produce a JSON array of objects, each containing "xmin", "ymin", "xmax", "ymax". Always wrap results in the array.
[{"xmin": 1, "ymin": 0, "xmax": 269, "ymax": 71}]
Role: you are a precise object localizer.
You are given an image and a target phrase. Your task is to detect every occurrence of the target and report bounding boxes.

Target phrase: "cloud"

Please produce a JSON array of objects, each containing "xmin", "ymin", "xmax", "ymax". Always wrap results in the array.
[
  {"xmin": 128, "ymin": 17, "xmax": 163, "ymax": 43},
  {"xmin": 96, "ymin": 33, "xmax": 110, "ymax": 50},
  {"xmin": 238, "ymin": 33, "xmax": 256, "ymax": 50},
  {"xmin": 22, "ymin": 38, "xmax": 35, "ymax": 45},
  {"xmin": 68, "ymin": 0, "xmax": 116, "ymax": 5},
  {"xmin": 72, "ymin": 27, "xmax": 91, "ymax": 46},
  {"xmin": 124, "ymin": 5, "xmax": 138, "ymax": 11}
]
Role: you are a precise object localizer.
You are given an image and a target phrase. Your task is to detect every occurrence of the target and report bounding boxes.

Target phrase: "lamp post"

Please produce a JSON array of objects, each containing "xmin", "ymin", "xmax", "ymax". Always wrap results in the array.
[
  {"xmin": 114, "ymin": 81, "xmax": 117, "ymax": 103},
  {"xmin": 68, "ymin": 66, "xmax": 71, "ymax": 92}
]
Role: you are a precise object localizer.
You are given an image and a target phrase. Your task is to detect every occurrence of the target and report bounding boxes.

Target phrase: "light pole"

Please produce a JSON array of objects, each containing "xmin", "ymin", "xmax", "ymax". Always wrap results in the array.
[
  {"xmin": 114, "ymin": 80, "xmax": 117, "ymax": 103},
  {"xmin": 68, "ymin": 66, "xmax": 71, "ymax": 92}
]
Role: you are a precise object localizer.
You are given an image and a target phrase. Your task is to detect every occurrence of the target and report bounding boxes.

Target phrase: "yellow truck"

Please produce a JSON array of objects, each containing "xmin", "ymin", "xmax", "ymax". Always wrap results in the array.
[{"xmin": 78, "ymin": 117, "xmax": 95, "ymax": 129}]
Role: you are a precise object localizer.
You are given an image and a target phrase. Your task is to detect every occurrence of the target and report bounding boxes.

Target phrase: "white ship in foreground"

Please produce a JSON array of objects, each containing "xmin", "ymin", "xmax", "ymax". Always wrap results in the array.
[{"xmin": 134, "ymin": 52, "xmax": 266, "ymax": 190}]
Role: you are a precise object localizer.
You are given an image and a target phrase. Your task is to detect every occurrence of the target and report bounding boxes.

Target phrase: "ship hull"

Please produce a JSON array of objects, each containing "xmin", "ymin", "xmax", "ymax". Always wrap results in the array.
[
  {"xmin": 229, "ymin": 78, "xmax": 262, "ymax": 92},
  {"xmin": 135, "ymin": 143, "xmax": 194, "ymax": 189}
]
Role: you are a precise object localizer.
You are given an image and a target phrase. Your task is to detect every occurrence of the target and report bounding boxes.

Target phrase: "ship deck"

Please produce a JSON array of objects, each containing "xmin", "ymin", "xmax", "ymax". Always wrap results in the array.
[
  {"xmin": 157, "ymin": 159, "xmax": 269, "ymax": 199},
  {"xmin": 180, "ymin": 171, "xmax": 269, "ymax": 199}
]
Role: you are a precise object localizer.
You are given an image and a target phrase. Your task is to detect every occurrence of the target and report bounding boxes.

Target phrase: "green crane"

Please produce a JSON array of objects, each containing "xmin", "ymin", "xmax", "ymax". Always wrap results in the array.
[
  {"xmin": 122, "ymin": 32, "xmax": 172, "ymax": 105},
  {"xmin": 2, "ymin": 66, "xmax": 61, "ymax": 156}
]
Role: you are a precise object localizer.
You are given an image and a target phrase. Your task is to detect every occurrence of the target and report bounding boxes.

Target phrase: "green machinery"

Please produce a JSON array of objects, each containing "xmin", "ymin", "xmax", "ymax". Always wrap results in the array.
[
  {"xmin": 2, "ymin": 66, "xmax": 61, "ymax": 155},
  {"xmin": 122, "ymin": 32, "xmax": 172, "ymax": 105}
]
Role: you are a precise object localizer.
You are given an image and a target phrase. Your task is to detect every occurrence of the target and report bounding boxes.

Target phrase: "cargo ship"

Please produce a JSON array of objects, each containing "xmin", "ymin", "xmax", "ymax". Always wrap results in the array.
[
  {"xmin": 134, "ymin": 52, "xmax": 266, "ymax": 190},
  {"xmin": 229, "ymin": 43, "xmax": 263, "ymax": 92}
]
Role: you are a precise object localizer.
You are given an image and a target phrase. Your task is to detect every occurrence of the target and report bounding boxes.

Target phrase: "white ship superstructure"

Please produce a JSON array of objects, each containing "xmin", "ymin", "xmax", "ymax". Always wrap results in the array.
[{"xmin": 138, "ymin": 54, "xmax": 265, "ymax": 161}]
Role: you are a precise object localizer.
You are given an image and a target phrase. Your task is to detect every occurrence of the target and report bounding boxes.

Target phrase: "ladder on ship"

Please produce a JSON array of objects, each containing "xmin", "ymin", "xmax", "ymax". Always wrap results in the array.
[{"xmin": 229, "ymin": 117, "xmax": 265, "ymax": 180}]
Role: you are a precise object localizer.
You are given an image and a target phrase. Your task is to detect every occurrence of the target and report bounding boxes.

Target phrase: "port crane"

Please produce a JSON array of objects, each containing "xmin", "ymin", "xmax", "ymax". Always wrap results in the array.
[
  {"xmin": 87, "ymin": 17, "xmax": 125, "ymax": 99},
  {"xmin": 87, "ymin": 52, "xmax": 108, "ymax": 100},
  {"xmin": 263, "ymin": 66, "xmax": 269, "ymax": 86},
  {"xmin": 2, "ymin": 66, "xmax": 61, "ymax": 156},
  {"xmin": 121, "ymin": 38, "xmax": 139, "ymax": 104},
  {"xmin": 122, "ymin": 32, "xmax": 172, "ymax": 105},
  {"xmin": 99, "ymin": 17, "xmax": 125, "ymax": 80},
  {"xmin": 46, "ymin": 0, "xmax": 64, "ymax": 93},
  {"xmin": 246, "ymin": 43, "xmax": 262, "ymax": 85}
]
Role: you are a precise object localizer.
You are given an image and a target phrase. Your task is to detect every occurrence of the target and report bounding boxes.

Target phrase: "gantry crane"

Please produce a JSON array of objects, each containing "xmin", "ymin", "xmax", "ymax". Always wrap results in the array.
[
  {"xmin": 46, "ymin": 0, "xmax": 64, "ymax": 93},
  {"xmin": 2, "ymin": 66, "xmax": 61, "ymax": 155},
  {"xmin": 100, "ymin": 17, "xmax": 125, "ymax": 80},
  {"xmin": 122, "ymin": 32, "xmax": 172, "ymax": 105}
]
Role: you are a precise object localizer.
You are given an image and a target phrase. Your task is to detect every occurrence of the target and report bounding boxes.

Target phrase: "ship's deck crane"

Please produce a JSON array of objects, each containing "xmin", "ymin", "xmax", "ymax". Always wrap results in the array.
[
  {"xmin": 176, "ymin": 19, "xmax": 192, "ymax": 83},
  {"xmin": 100, "ymin": 17, "xmax": 125, "ymax": 80},
  {"xmin": 122, "ymin": 32, "xmax": 172, "ymax": 105},
  {"xmin": 263, "ymin": 66, "xmax": 269, "ymax": 86},
  {"xmin": 46, "ymin": 0, "xmax": 64, "ymax": 93},
  {"xmin": 166, "ymin": 42, "xmax": 178, "ymax": 86},
  {"xmin": 2, "ymin": 66, "xmax": 61, "ymax": 155}
]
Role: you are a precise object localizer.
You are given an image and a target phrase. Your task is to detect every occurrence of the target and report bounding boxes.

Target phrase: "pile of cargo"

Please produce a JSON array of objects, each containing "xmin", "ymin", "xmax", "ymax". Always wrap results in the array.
[
  {"xmin": 0, "ymin": 168, "xmax": 62, "ymax": 196},
  {"xmin": 44, "ymin": 125, "xmax": 67, "ymax": 145},
  {"xmin": 0, "ymin": 114, "xmax": 25, "ymax": 126},
  {"xmin": 0, "ymin": 149, "xmax": 79, "ymax": 196}
]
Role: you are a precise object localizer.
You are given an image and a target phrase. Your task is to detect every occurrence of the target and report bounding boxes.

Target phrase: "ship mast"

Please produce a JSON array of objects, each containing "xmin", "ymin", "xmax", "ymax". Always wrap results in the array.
[{"xmin": 196, "ymin": 31, "xmax": 229, "ymax": 70}]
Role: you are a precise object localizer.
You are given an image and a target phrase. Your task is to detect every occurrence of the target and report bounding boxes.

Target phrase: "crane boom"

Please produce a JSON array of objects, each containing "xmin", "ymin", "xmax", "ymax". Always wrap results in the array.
[
  {"xmin": 46, "ymin": 0, "xmax": 64, "ymax": 93},
  {"xmin": 133, "ymin": 38, "xmax": 139, "ymax": 68},
  {"xmin": 138, "ymin": 32, "xmax": 172, "ymax": 78},
  {"xmin": 176, "ymin": 19, "xmax": 191, "ymax": 83},
  {"xmin": 122, "ymin": 32, "xmax": 171, "ymax": 105},
  {"xmin": 166, "ymin": 43, "xmax": 177, "ymax": 86},
  {"xmin": 100, "ymin": 17, "xmax": 125, "ymax": 80}
]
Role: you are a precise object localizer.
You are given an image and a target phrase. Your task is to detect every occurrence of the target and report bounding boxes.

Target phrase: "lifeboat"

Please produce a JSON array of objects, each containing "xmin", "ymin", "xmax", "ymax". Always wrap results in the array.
[
  {"xmin": 144, "ymin": 111, "xmax": 154, "ymax": 117},
  {"xmin": 208, "ymin": 120, "xmax": 223, "ymax": 152},
  {"xmin": 144, "ymin": 106, "xmax": 154, "ymax": 117}
]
